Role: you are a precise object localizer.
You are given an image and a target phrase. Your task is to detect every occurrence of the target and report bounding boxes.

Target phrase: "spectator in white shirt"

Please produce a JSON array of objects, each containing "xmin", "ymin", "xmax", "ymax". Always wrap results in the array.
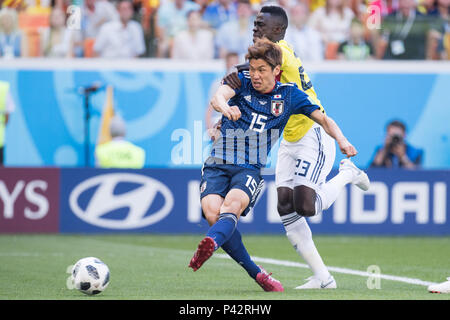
[
  {"xmin": 171, "ymin": 10, "xmax": 214, "ymax": 59},
  {"xmin": 285, "ymin": 2, "xmax": 324, "ymax": 61},
  {"xmin": 308, "ymin": 0, "xmax": 354, "ymax": 44},
  {"xmin": 94, "ymin": 0, "xmax": 146, "ymax": 58},
  {"xmin": 157, "ymin": 0, "xmax": 201, "ymax": 57},
  {"xmin": 215, "ymin": 0, "xmax": 254, "ymax": 60},
  {"xmin": 83, "ymin": 0, "xmax": 119, "ymax": 39}
]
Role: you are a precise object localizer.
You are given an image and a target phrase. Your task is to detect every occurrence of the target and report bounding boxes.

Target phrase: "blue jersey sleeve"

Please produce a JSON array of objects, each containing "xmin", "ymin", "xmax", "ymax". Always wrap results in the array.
[
  {"xmin": 223, "ymin": 72, "xmax": 247, "ymax": 96},
  {"xmin": 290, "ymin": 84, "xmax": 320, "ymax": 117}
]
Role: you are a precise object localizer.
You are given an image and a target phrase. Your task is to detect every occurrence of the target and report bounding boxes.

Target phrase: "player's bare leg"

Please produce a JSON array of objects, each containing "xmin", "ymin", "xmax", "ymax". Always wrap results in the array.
[
  {"xmin": 292, "ymin": 185, "xmax": 316, "ymax": 217},
  {"xmin": 201, "ymin": 194, "xmax": 224, "ymax": 226}
]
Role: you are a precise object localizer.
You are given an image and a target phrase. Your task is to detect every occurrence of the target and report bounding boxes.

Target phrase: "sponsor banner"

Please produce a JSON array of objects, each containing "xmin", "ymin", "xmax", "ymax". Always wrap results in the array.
[
  {"xmin": 0, "ymin": 168, "xmax": 60, "ymax": 233},
  {"xmin": 59, "ymin": 168, "xmax": 208, "ymax": 233},
  {"xmin": 60, "ymin": 168, "xmax": 450, "ymax": 235},
  {"xmin": 305, "ymin": 169, "xmax": 450, "ymax": 235}
]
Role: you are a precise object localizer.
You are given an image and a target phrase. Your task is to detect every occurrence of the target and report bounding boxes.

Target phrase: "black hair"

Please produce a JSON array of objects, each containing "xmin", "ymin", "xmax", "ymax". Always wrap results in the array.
[
  {"xmin": 387, "ymin": 120, "xmax": 407, "ymax": 133},
  {"xmin": 260, "ymin": 5, "xmax": 288, "ymax": 30}
]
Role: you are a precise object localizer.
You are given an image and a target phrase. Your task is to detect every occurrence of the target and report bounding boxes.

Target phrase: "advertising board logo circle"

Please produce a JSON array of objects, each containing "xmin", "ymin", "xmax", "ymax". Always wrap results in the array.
[{"xmin": 69, "ymin": 173, "xmax": 174, "ymax": 229}]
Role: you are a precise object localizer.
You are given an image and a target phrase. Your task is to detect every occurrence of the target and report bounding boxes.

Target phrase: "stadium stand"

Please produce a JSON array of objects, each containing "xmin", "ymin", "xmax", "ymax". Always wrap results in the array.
[{"xmin": 0, "ymin": 0, "xmax": 447, "ymax": 60}]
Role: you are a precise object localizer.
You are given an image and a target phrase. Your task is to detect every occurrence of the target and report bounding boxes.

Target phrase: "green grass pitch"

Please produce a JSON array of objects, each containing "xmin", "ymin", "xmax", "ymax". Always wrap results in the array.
[{"xmin": 0, "ymin": 234, "xmax": 449, "ymax": 300}]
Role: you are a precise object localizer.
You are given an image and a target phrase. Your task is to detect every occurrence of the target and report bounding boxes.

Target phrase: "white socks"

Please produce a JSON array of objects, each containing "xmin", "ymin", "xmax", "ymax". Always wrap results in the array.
[
  {"xmin": 315, "ymin": 169, "xmax": 353, "ymax": 215},
  {"xmin": 281, "ymin": 213, "xmax": 330, "ymax": 282},
  {"xmin": 279, "ymin": 170, "xmax": 355, "ymax": 282}
]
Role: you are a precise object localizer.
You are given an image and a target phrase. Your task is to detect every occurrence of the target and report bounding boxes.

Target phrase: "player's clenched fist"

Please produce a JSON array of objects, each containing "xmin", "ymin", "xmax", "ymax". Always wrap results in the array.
[
  {"xmin": 338, "ymin": 140, "xmax": 357, "ymax": 158},
  {"xmin": 210, "ymin": 85, "xmax": 242, "ymax": 122},
  {"xmin": 222, "ymin": 105, "xmax": 241, "ymax": 121}
]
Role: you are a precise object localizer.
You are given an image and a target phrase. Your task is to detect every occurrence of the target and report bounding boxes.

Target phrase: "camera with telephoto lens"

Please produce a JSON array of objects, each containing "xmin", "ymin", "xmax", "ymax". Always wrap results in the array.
[{"xmin": 388, "ymin": 134, "xmax": 403, "ymax": 151}]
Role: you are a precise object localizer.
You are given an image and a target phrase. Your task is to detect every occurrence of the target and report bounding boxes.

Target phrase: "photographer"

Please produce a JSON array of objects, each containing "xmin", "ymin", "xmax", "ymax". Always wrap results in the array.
[{"xmin": 370, "ymin": 120, "xmax": 423, "ymax": 169}]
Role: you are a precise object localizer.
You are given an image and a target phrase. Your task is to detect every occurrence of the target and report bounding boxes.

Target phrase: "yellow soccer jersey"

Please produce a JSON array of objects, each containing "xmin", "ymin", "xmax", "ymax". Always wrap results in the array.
[{"xmin": 277, "ymin": 40, "xmax": 325, "ymax": 142}]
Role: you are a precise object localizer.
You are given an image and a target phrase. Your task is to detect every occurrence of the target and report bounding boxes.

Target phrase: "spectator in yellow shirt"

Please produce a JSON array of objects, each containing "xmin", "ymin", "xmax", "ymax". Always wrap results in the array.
[{"xmin": 95, "ymin": 116, "xmax": 146, "ymax": 169}]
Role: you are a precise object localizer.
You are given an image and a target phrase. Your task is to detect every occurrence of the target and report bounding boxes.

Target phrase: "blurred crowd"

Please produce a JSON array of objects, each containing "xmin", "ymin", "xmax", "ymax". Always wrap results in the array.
[{"xmin": 0, "ymin": 0, "xmax": 448, "ymax": 60}]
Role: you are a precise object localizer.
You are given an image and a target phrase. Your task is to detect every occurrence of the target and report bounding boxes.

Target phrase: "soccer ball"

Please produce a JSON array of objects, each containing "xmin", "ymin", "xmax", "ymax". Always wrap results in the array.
[{"xmin": 71, "ymin": 257, "xmax": 110, "ymax": 295}]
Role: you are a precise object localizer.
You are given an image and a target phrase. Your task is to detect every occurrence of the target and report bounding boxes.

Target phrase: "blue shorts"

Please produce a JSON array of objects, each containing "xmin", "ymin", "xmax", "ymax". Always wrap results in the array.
[{"xmin": 200, "ymin": 162, "xmax": 264, "ymax": 217}]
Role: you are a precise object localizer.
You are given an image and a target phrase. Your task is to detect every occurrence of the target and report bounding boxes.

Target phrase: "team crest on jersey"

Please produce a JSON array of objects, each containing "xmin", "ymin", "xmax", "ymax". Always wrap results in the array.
[{"xmin": 271, "ymin": 100, "xmax": 284, "ymax": 116}]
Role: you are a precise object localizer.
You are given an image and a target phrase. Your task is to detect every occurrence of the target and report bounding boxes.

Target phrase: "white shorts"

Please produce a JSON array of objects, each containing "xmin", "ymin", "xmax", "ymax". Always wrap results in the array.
[{"xmin": 275, "ymin": 123, "xmax": 336, "ymax": 190}]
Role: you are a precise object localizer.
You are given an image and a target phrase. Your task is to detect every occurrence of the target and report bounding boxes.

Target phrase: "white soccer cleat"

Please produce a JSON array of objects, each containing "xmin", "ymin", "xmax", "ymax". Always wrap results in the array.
[
  {"xmin": 294, "ymin": 275, "xmax": 337, "ymax": 290},
  {"xmin": 339, "ymin": 159, "xmax": 370, "ymax": 191},
  {"xmin": 428, "ymin": 277, "xmax": 450, "ymax": 293}
]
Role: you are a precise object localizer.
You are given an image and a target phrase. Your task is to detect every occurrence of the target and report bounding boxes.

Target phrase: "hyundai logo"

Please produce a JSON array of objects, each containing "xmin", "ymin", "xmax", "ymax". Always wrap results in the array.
[{"xmin": 69, "ymin": 173, "xmax": 174, "ymax": 229}]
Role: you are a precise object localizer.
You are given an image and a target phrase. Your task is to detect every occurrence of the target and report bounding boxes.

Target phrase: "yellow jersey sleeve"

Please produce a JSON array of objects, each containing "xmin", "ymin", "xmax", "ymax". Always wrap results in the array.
[{"xmin": 277, "ymin": 40, "xmax": 325, "ymax": 142}]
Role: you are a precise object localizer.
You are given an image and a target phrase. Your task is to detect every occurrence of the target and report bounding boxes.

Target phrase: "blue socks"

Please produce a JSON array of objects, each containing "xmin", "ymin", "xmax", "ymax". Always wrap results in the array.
[
  {"xmin": 206, "ymin": 213, "xmax": 238, "ymax": 249},
  {"xmin": 205, "ymin": 212, "xmax": 261, "ymax": 280},
  {"xmin": 221, "ymin": 229, "xmax": 261, "ymax": 280}
]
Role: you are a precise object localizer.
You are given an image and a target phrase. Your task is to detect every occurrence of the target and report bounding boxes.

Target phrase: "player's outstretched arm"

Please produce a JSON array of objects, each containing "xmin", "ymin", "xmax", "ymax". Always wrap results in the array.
[
  {"xmin": 309, "ymin": 109, "xmax": 357, "ymax": 158},
  {"xmin": 210, "ymin": 84, "xmax": 241, "ymax": 121}
]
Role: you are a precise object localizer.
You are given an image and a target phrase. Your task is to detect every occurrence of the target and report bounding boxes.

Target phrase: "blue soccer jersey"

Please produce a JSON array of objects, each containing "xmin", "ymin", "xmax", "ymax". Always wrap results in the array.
[{"xmin": 209, "ymin": 71, "xmax": 320, "ymax": 170}]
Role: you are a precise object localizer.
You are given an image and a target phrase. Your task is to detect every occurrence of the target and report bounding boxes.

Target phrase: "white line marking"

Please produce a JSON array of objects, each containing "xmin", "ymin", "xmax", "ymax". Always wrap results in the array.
[
  {"xmin": 1, "ymin": 248, "xmax": 437, "ymax": 287},
  {"xmin": 215, "ymin": 253, "xmax": 437, "ymax": 287}
]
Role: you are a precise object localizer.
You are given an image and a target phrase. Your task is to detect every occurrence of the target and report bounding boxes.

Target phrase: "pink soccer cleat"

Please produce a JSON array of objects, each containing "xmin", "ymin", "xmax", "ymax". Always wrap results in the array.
[
  {"xmin": 188, "ymin": 237, "xmax": 216, "ymax": 271},
  {"xmin": 255, "ymin": 266, "xmax": 284, "ymax": 292}
]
